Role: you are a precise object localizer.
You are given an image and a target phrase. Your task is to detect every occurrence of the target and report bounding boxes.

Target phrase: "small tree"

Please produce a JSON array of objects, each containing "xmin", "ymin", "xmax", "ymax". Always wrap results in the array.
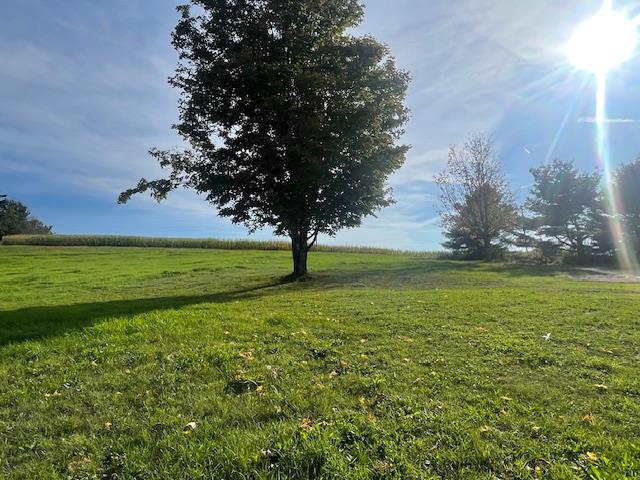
[
  {"xmin": 527, "ymin": 159, "xmax": 603, "ymax": 262},
  {"xmin": 435, "ymin": 134, "xmax": 516, "ymax": 260},
  {"xmin": 615, "ymin": 160, "xmax": 640, "ymax": 254},
  {"xmin": 119, "ymin": 0, "xmax": 410, "ymax": 277},
  {"xmin": 0, "ymin": 198, "xmax": 52, "ymax": 240}
]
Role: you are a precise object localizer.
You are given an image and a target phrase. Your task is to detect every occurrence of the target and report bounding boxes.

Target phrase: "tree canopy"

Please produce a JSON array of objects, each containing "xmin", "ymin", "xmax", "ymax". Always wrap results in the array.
[
  {"xmin": 0, "ymin": 198, "xmax": 52, "ymax": 239},
  {"xmin": 615, "ymin": 159, "xmax": 640, "ymax": 254},
  {"xmin": 434, "ymin": 134, "xmax": 516, "ymax": 259},
  {"xmin": 119, "ymin": 0, "xmax": 410, "ymax": 277},
  {"xmin": 526, "ymin": 159, "xmax": 604, "ymax": 262}
]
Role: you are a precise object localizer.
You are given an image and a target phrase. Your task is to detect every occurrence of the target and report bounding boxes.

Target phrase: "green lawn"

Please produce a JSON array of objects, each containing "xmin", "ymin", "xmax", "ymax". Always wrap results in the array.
[{"xmin": 1, "ymin": 246, "xmax": 639, "ymax": 479}]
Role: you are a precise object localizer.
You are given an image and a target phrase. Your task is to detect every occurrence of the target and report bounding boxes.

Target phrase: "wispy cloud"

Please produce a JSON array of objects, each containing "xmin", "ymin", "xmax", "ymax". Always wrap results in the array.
[
  {"xmin": 578, "ymin": 116, "xmax": 639, "ymax": 124},
  {"xmin": 3, "ymin": 0, "xmax": 639, "ymax": 248}
]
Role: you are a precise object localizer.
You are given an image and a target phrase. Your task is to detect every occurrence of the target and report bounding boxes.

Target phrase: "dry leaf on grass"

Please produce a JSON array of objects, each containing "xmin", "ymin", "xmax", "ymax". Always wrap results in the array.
[{"xmin": 183, "ymin": 421, "xmax": 197, "ymax": 434}]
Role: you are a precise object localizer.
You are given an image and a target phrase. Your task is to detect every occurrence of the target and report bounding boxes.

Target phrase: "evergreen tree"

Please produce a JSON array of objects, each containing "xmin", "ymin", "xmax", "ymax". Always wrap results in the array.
[
  {"xmin": 527, "ymin": 160, "xmax": 603, "ymax": 262},
  {"xmin": 615, "ymin": 159, "xmax": 640, "ymax": 255}
]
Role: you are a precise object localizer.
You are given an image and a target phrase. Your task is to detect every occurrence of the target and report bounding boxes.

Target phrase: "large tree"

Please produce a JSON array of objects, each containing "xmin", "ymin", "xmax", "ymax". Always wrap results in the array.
[
  {"xmin": 0, "ymin": 198, "xmax": 52, "ymax": 240},
  {"xmin": 527, "ymin": 159, "xmax": 603, "ymax": 262},
  {"xmin": 434, "ymin": 134, "xmax": 516, "ymax": 260},
  {"xmin": 119, "ymin": 0, "xmax": 410, "ymax": 277},
  {"xmin": 615, "ymin": 159, "xmax": 640, "ymax": 255}
]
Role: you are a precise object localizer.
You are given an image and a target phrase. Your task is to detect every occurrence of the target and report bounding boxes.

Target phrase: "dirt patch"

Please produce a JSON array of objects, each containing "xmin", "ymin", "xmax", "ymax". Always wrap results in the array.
[{"xmin": 570, "ymin": 268, "xmax": 640, "ymax": 283}]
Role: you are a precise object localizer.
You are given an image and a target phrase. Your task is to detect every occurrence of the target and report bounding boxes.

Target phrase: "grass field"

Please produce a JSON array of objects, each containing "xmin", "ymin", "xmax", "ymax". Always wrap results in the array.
[{"xmin": 1, "ymin": 246, "xmax": 639, "ymax": 479}]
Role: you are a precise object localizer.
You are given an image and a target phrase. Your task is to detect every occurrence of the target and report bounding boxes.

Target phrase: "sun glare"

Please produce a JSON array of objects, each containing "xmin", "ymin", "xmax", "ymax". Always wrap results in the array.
[
  {"xmin": 565, "ymin": 7, "xmax": 638, "ymax": 74},
  {"xmin": 564, "ymin": 2, "xmax": 640, "ymax": 273}
]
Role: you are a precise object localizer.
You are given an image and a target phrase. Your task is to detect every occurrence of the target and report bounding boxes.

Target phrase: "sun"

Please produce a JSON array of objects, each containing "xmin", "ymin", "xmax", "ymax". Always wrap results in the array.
[
  {"xmin": 565, "ymin": 5, "xmax": 638, "ymax": 74},
  {"xmin": 564, "ymin": 2, "xmax": 640, "ymax": 273}
]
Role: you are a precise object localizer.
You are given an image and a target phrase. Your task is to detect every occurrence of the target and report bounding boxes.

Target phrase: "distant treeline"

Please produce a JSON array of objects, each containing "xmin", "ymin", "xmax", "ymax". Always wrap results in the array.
[
  {"xmin": 435, "ymin": 134, "xmax": 640, "ymax": 264},
  {"xmin": 1, "ymin": 234, "xmax": 450, "ymax": 258},
  {"xmin": 0, "ymin": 196, "xmax": 51, "ymax": 240}
]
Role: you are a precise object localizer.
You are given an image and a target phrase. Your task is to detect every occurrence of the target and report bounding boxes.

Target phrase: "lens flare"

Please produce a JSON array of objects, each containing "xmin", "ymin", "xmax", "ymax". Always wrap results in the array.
[
  {"xmin": 595, "ymin": 73, "xmax": 639, "ymax": 273},
  {"xmin": 565, "ymin": 2, "xmax": 639, "ymax": 272}
]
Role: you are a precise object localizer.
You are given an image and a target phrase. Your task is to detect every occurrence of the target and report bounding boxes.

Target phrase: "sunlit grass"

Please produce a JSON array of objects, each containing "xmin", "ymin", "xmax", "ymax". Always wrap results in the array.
[{"xmin": 1, "ymin": 246, "xmax": 639, "ymax": 479}]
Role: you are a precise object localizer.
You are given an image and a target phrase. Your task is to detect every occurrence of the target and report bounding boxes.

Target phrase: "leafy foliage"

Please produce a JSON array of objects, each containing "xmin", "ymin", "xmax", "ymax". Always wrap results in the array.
[
  {"xmin": 615, "ymin": 159, "xmax": 640, "ymax": 255},
  {"xmin": 119, "ymin": 0, "xmax": 410, "ymax": 276},
  {"xmin": 435, "ymin": 134, "xmax": 516, "ymax": 260},
  {"xmin": 0, "ymin": 197, "xmax": 52, "ymax": 239},
  {"xmin": 527, "ymin": 160, "xmax": 605, "ymax": 262}
]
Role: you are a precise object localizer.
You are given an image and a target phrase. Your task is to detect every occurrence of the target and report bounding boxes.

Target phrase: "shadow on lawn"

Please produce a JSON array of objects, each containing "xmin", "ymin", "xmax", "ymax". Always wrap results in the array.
[
  {"xmin": 0, "ymin": 282, "xmax": 280, "ymax": 347},
  {"xmin": 308, "ymin": 259, "xmax": 582, "ymax": 288},
  {"xmin": 0, "ymin": 260, "xmax": 585, "ymax": 346}
]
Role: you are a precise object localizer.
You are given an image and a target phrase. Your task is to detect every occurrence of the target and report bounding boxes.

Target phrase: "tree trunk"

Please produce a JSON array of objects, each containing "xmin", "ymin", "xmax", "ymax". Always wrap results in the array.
[
  {"xmin": 482, "ymin": 236, "xmax": 492, "ymax": 260},
  {"xmin": 291, "ymin": 232, "xmax": 309, "ymax": 278},
  {"xmin": 576, "ymin": 240, "xmax": 586, "ymax": 264}
]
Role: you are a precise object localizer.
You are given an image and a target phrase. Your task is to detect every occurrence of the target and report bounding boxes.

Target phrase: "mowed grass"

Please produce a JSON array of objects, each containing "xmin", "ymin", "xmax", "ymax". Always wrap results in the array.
[{"xmin": 1, "ymin": 246, "xmax": 639, "ymax": 479}]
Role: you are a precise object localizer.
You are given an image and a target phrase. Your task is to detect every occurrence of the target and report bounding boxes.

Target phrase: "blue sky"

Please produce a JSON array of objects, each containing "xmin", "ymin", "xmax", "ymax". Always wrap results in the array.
[{"xmin": 2, "ymin": 0, "xmax": 640, "ymax": 250}]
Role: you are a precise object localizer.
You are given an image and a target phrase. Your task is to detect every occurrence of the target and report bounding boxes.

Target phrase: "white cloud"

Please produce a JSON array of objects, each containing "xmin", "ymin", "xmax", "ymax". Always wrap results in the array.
[
  {"xmin": 0, "ymin": 0, "xmax": 613, "ymax": 248},
  {"xmin": 391, "ymin": 148, "xmax": 449, "ymax": 185},
  {"xmin": 578, "ymin": 116, "xmax": 639, "ymax": 124}
]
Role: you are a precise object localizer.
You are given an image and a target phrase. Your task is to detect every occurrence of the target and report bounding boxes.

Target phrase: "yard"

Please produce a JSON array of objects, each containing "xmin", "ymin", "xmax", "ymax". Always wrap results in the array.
[{"xmin": 1, "ymin": 246, "xmax": 639, "ymax": 479}]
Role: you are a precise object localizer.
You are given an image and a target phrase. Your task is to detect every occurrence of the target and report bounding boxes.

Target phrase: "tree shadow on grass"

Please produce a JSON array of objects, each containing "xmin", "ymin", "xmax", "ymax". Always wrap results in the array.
[
  {"xmin": 0, "ymin": 282, "xmax": 281, "ymax": 347},
  {"xmin": 305, "ymin": 259, "xmax": 584, "ymax": 289},
  {"xmin": 0, "ymin": 260, "xmax": 594, "ymax": 347}
]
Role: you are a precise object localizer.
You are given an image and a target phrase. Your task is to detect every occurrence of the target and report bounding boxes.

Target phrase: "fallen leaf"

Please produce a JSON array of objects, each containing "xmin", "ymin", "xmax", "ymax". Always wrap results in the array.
[
  {"xmin": 479, "ymin": 425, "xmax": 491, "ymax": 433},
  {"xmin": 67, "ymin": 458, "xmax": 92, "ymax": 471},
  {"xmin": 239, "ymin": 351, "xmax": 254, "ymax": 360},
  {"xmin": 183, "ymin": 421, "xmax": 197, "ymax": 434},
  {"xmin": 300, "ymin": 418, "xmax": 314, "ymax": 431},
  {"xmin": 594, "ymin": 384, "xmax": 608, "ymax": 391},
  {"xmin": 582, "ymin": 413, "xmax": 594, "ymax": 424},
  {"xmin": 586, "ymin": 452, "xmax": 599, "ymax": 463},
  {"xmin": 104, "ymin": 421, "xmax": 112, "ymax": 430}
]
